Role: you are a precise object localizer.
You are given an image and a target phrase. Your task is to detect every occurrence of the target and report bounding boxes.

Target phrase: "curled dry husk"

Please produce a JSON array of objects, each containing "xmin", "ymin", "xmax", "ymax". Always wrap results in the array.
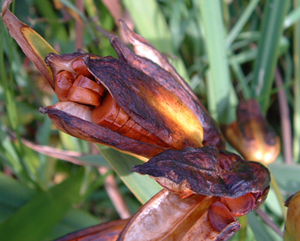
[
  {"xmin": 56, "ymin": 219, "xmax": 129, "ymax": 241},
  {"xmin": 221, "ymin": 99, "xmax": 280, "ymax": 164},
  {"xmin": 284, "ymin": 190, "xmax": 300, "ymax": 241},
  {"xmin": 117, "ymin": 189, "xmax": 240, "ymax": 241}
]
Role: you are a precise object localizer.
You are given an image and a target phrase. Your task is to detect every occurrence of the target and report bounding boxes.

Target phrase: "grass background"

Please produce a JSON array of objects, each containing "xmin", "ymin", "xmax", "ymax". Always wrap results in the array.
[{"xmin": 0, "ymin": 0, "xmax": 300, "ymax": 240}]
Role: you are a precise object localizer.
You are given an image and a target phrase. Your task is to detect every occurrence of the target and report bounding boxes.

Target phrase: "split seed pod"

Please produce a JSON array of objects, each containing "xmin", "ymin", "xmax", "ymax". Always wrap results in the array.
[
  {"xmin": 41, "ymin": 51, "xmax": 204, "ymax": 158},
  {"xmin": 2, "ymin": 0, "xmax": 225, "ymax": 159},
  {"xmin": 128, "ymin": 146, "xmax": 270, "ymax": 240},
  {"xmin": 117, "ymin": 189, "xmax": 240, "ymax": 241},
  {"xmin": 221, "ymin": 99, "xmax": 280, "ymax": 164}
]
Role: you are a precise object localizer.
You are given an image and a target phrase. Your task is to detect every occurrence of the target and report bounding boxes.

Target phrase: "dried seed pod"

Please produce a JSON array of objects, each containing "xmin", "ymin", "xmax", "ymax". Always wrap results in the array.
[
  {"xmin": 117, "ymin": 189, "xmax": 240, "ymax": 241},
  {"xmin": 132, "ymin": 146, "xmax": 270, "ymax": 200},
  {"xmin": 284, "ymin": 190, "xmax": 300, "ymax": 241},
  {"xmin": 221, "ymin": 99, "xmax": 280, "ymax": 164},
  {"xmin": 41, "ymin": 52, "xmax": 205, "ymax": 158}
]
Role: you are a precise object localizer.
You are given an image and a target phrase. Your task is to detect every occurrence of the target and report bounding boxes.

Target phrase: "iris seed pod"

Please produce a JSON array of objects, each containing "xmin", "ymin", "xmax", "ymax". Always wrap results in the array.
[
  {"xmin": 284, "ymin": 190, "xmax": 300, "ymax": 241},
  {"xmin": 41, "ymin": 51, "xmax": 205, "ymax": 158},
  {"xmin": 221, "ymin": 99, "xmax": 280, "ymax": 164}
]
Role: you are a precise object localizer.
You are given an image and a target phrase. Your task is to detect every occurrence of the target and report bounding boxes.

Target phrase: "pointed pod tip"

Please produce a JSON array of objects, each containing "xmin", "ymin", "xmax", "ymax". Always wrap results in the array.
[{"xmin": 39, "ymin": 106, "xmax": 48, "ymax": 114}]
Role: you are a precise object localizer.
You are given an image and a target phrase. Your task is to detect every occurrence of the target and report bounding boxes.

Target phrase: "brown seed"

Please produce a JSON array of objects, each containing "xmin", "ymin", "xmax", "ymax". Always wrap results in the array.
[
  {"xmin": 117, "ymin": 118, "xmax": 136, "ymax": 134},
  {"xmin": 68, "ymin": 86, "xmax": 101, "ymax": 106},
  {"xmin": 91, "ymin": 94, "xmax": 120, "ymax": 127},
  {"xmin": 72, "ymin": 58, "xmax": 93, "ymax": 78},
  {"xmin": 55, "ymin": 71, "xmax": 75, "ymax": 101},
  {"xmin": 112, "ymin": 108, "xmax": 130, "ymax": 130},
  {"xmin": 220, "ymin": 193, "xmax": 255, "ymax": 217},
  {"xmin": 208, "ymin": 201, "xmax": 236, "ymax": 232},
  {"xmin": 73, "ymin": 75, "xmax": 105, "ymax": 96}
]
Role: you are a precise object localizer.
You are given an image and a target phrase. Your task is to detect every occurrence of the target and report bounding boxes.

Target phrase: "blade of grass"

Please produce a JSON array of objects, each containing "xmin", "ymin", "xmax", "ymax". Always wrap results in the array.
[
  {"xmin": 251, "ymin": 0, "xmax": 289, "ymax": 112},
  {"xmin": 293, "ymin": 0, "xmax": 300, "ymax": 163},
  {"xmin": 0, "ymin": 171, "xmax": 84, "ymax": 241},
  {"xmin": 199, "ymin": 0, "xmax": 237, "ymax": 123},
  {"xmin": 1, "ymin": 0, "xmax": 57, "ymax": 88},
  {"xmin": 284, "ymin": 5, "xmax": 300, "ymax": 29},
  {"xmin": 226, "ymin": 0, "xmax": 260, "ymax": 47},
  {"xmin": 33, "ymin": 0, "xmax": 68, "ymax": 41},
  {"xmin": 96, "ymin": 145, "xmax": 162, "ymax": 204},
  {"xmin": 123, "ymin": 0, "xmax": 189, "ymax": 82}
]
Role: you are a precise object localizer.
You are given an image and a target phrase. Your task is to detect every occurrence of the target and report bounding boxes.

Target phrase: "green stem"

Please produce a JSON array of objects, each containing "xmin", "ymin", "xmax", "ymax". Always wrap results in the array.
[{"xmin": 270, "ymin": 172, "xmax": 287, "ymax": 219}]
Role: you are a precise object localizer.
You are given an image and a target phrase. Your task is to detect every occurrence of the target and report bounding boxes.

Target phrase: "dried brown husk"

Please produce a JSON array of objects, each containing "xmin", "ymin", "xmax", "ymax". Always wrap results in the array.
[
  {"xmin": 117, "ymin": 189, "xmax": 240, "ymax": 241},
  {"xmin": 56, "ymin": 219, "xmax": 129, "ymax": 241},
  {"xmin": 221, "ymin": 99, "xmax": 280, "ymax": 164},
  {"xmin": 132, "ymin": 146, "xmax": 270, "ymax": 199}
]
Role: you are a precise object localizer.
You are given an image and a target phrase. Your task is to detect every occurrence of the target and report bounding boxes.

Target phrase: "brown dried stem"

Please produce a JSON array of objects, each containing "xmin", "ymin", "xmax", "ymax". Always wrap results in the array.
[
  {"xmin": 75, "ymin": 0, "xmax": 84, "ymax": 50},
  {"xmin": 275, "ymin": 68, "xmax": 293, "ymax": 164},
  {"xmin": 255, "ymin": 208, "xmax": 283, "ymax": 237},
  {"xmin": 92, "ymin": 145, "xmax": 131, "ymax": 219},
  {"xmin": 98, "ymin": 167, "xmax": 131, "ymax": 219}
]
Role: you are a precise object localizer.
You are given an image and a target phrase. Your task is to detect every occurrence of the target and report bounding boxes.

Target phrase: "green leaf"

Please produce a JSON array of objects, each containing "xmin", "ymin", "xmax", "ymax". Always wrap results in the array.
[
  {"xmin": 251, "ymin": 0, "xmax": 289, "ymax": 112},
  {"xmin": 78, "ymin": 154, "xmax": 111, "ymax": 168},
  {"xmin": 199, "ymin": 0, "xmax": 237, "ymax": 123},
  {"xmin": 0, "ymin": 171, "xmax": 84, "ymax": 241},
  {"xmin": 248, "ymin": 212, "xmax": 280, "ymax": 241},
  {"xmin": 269, "ymin": 163, "xmax": 300, "ymax": 193},
  {"xmin": 122, "ymin": 0, "xmax": 189, "ymax": 82},
  {"xmin": 96, "ymin": 145, "xmax": 162, "ymax": 204}
]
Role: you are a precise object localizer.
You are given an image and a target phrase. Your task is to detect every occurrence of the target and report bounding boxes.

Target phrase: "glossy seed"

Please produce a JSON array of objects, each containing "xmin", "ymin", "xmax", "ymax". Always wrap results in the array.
[
  {"xmin": 91, "ymin": 94, "xmax": 120, "ymax": 127},
  {"xmin": 68, "ymin": 86, "xmax": 101, "ymax": 106},
  {"xmin": 72, "ymin": 58, "xmax": 93, "ymax": 78},
  {"xmin": 73, "ymin": 75, "xmax": 105, "ymax": 96},
  {"xmin": 55, "ymin": 71, "xmax": 75, "ymax": 101},
  {"xmin": 208, "ymin": 201, "xmax": 236, "ymax": 232},
  {"xmin": 220, "ymin": 193, "xmax": 255, "ymax": 217}
]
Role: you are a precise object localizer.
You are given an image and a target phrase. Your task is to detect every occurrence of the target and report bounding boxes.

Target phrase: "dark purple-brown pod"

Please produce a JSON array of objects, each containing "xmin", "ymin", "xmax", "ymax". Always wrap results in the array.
[
  {"xmin": 42, "ymin": 51, "xmax": 205, "ymax": 158},
  {"xmin": 111, "ymin": 21, "xmax": 225, "ymax": 149},
  {"xmin": 221, "ymin": 99, "xmax": 280, "ymax": 164},
  {"xmin": 83, "ymin": 56, "xmax": 204, "ymax": 150},
  {"xmin": 132, "ymin": 146, "xmax": 270, "ymax": 200}
]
